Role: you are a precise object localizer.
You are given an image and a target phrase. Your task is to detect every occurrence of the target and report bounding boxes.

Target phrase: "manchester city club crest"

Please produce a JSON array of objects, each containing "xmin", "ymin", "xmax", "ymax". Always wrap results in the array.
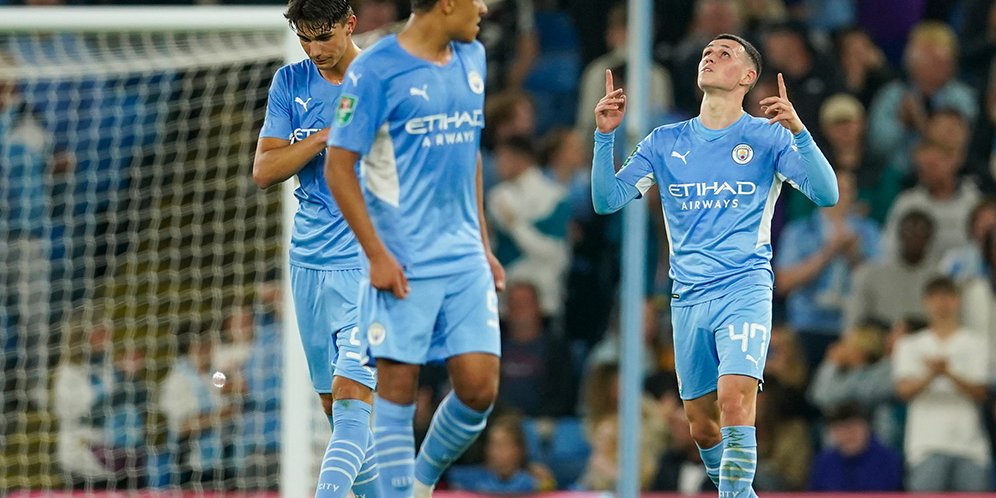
[
  {"xmin": 468, "ymin": 70, "xmax": 485, "ymax": 94},
  {"xmin": 368, "ymin": 322, "xmax": 386, "ymax": 346},
  {"xmin": 732, "ymin": 143, "xmax": 753, "ymax": 164}
]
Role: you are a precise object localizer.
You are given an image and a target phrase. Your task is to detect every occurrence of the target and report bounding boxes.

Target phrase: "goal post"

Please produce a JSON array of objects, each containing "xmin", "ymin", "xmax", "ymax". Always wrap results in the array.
[{"xmin": 0, "ymin": 7, "xmax": 315, "ymax": 496}]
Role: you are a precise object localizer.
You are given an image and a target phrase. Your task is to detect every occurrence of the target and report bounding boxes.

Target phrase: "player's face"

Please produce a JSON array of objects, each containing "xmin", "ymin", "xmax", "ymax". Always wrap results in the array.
[
  {"xmin": 697, "ymin": 40, "xmax": 754, "ymax": 93},
  {"xmin": 446, "ymin": 0, "xmax": 488, "ymax": 43},
  {"xmin": 296, "ymin": 18, "xmax": 355, "ymax": 72}
]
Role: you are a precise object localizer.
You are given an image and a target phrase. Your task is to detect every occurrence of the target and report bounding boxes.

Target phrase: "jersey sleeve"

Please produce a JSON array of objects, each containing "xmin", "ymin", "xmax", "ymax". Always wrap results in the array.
[
  {"xmin": 773, "ymin": 127, "xmax": 838, "ymax": 207},
  {"xmin": 590, "ymin": 130, "xmax": 648, "ymax": 215},
  {"xmin": 327, "ymin": 60, "xmax": 388, "ymax": 156},
  {"xmin": 615, "ymin": 132, "xmax": 658, "ymax": 195},
  {"xmin": 259, "ymin": 67, "xmax": 293, "ymax": 140}
]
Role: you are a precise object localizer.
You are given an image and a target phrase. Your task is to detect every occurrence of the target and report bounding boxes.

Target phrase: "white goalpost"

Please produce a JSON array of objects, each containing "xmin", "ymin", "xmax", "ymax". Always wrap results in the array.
[{"xmin": 0, "ymin": 7, "xmax": 317, "ymax": 496}]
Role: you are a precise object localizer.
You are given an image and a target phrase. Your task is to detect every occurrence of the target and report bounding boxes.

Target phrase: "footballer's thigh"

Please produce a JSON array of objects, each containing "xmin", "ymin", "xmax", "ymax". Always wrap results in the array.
[
  {"xmin": 672, "ymin": 300, "xmax": 721, "ymax": 401},
  {"xmin": 358, "ymin": 274, "xmax": 446, "ymax": 365},
  {"xmin": 326, "ymin": 268, "xmax": 376, "ymax": 401},
  {"xmin": 290, "ymin": 265, "xmax": 338, "ymax": 394},
  {"xmin": 711, "ymin": 285, "xmax": 773, "ymax": 383}
]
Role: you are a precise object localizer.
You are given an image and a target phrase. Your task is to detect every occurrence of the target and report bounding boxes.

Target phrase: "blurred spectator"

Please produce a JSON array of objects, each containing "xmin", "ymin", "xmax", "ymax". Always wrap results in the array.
[
  {"xmin": 488, "ymin": 136, "xmax": 570, "ymax": 316},
  {"xmin": 519, "ymin": 2, "xmax": 582, "ymax": 133},
  {"xmin": 52, "ymin": 315, "xmax": 117, "ymax": 485},
  {"xmin": 649, "ymin": 388, "xmax": 714, "ymax": 493},
  {"xmin": 0, "ymin": 61, "xmax": 55, "ymax": 412},
  {"xmin": 940, "ymin": 198, "xmax": 996, "ymax": 283},
  {"xmin": 760, "ymin": 22, "xmax": 843, "ymax": 145},
  {"xmin": 764, "ymin": 325, "xmax": 810, "ymax": 391},
  {"xmin": 481, "ymin": 89, "xmax": 536, "ymax": 190},
  {"xmin": 447, "ymin": 414, "xmax": 556, "ymax": 493},
  {"xmin": 541, "ymin": 127, "xmax": 591, "ymax": 220},
  {"xmin": 845, "ymin": 210, "xmax": 937, "ymax": 329},
  {"xmin": 579, "ymin": 362, "xmax": 668, "ymax": 460},
  {"xmin": 775, "ymin": 170, "xmax": 880, "ymax": 367},
  {"xmin": 160, "ymin": 331, "xmax": 235, "ymax": 486},
  {"xmin": 808, "ymin": 324, "xmax": 899, "ymax": 445},
  {"xmin": 667, "ymin": 0, "xmax": 743, "ymax": 115},
  {"xmin": 880, "ymin": 112, "xmax": 982, "ymax": 263},
  {"xmin": 816, "ymin": 94, "xmax": 894, "ymax": 222},
  {"xmin": 866, "ymin": 21, "xmax": 977, "ymax": 174},
  {"xmin": 576, "ymin": 3, "xmax": 673, "ymax": 141},
  {"xmin": 735, "ymin": 0, "xmax": 788, "ymax": 33},
  {"xmin": 962, "ymin": 226, "xmax": 996, "ymax": 379},
  {"xmin": 498, "ymin": 281, "xmax": 576, "ymax": 417},
  {"xmin": 797, "ymin": 0, "xmax": 855, "ymax": 33},
  {"xmin": 213, "ymin": 306, "xmax": 253, "ymax": 377},
  {"xmin": 957, "ymin": 0, "xmax": 996, "ymax": 88},
  {"xmin": 807, "ymin": 402, "xmax": 903, "ymax": 491},
  {"xmin": 856, "ymin": 0, "xmax": 927, "ymax": 64},
  {"xmin": 354, "ymin": 0, "xmax": 398, "ymax": 35},
  {"xmin": 893, "ymin": 276, "xmax": 991, "ymax": 492},
  {"xmin": 572, "ymin": 413, "xmax": 659, "ymax": 491},
  {"xmin": 754, "ymin": 378, "xmax": 813, "ymax": 491},
  {"xmin": 586, "ymin": 298, "xmax": 672, "ymax": 378},
  {"xmin": 832, "ymin": 27, "xmax": 896, "ymax": 109}
]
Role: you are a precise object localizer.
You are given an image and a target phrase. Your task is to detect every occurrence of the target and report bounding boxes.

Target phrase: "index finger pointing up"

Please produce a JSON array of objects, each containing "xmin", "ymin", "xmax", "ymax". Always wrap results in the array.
[
  {"xmin": 777, "ymin": 72, "xmax": 788, "ymax": 100},
  {"xmin": 605, "ymin": 69, "xmax": 614, "ymax": 94}
]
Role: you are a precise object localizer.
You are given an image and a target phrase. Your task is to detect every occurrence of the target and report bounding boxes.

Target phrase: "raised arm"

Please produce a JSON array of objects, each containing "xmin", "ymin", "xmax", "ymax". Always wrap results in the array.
[
  {"xmin": 591, "ymin": 69, "xmax": 644, "ymax": 215},
  {"xmin": 252, "ymin": 131, "xmax": 329, "ymax": 189},
  {"xmin": 762, "ymin": 73, "xmax": 838, "ymax": 207}
]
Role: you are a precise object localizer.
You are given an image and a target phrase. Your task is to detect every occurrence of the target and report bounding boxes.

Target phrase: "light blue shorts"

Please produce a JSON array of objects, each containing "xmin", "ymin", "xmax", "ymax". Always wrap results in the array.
[
  {"xmin": 671, "ymin": 286, "xmax": 772, "ymax": 400},
  {"xmin": 358, "ymin": 267, "xmax": 501, "ymax": 365},
  {"xmin": 290, "ymin": 265, "xmax": 376, "ymax": 393}
]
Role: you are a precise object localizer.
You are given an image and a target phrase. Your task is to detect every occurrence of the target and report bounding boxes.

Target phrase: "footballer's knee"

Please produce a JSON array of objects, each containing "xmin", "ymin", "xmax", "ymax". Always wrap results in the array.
[
  {"xmin": 448, "ymin": 353, "xmax": 499, "ymax": 411},
  {"xmin": 685, "ymin": 409, "xmax": 722, "ymax": 447},
  {"xmin": 717, "ymin": 375, "xmax": 758, "ymax": 427},
  {"xmin": 332, "ymin": 376, "xmax": 374, "ymax": 404}
]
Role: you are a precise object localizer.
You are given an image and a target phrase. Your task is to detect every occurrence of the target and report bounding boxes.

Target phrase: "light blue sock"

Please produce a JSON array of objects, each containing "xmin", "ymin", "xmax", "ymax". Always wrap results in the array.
[
  {"xmin": 351, "ymin": 429, "xmax": 379, "ymax": 498},
  {"xmin": 697, "ymin": 441, "xmax": 723, "ymax": 488},
  {"xmin": 372, "ymin": 396, "xmax": 416, "ymax": 498},
  {"xmin": 316, "ymin": 400, "xmax": 371, "ymax": 498},
  {"xmin": 414, "ymin": 392, "xmax": 492, "ymax": 486},
  {"xmin": 719, "ymin": 426, "xmax": 758, "ymax": 498}
]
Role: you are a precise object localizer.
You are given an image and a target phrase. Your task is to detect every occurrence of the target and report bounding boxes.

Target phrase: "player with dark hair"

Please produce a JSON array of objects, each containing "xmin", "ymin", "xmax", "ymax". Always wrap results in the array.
[
  {"xmin": 592, "ymin": 33, "xmax": 838, "ymax": 498},
  {"xmin": 325, "ymin": 1, "xmax": 503, "ymax": 498},
  {"xmin": 252, "ymin": 1, "xmax": 378, "ymax": 497}
]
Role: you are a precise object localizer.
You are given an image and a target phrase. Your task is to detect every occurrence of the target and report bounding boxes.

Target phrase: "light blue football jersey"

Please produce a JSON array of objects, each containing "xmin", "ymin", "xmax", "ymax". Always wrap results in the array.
[
  {"xmin": 615, "ymin": 113, "xmax": 835, "ymax": 305},
  {"xmin": 327, "ymin": 35, "xmax": 488, "ymax": 278},
  {"xmin": 260, "ymin": 59, "xmax": 362, "ymax": 270}
]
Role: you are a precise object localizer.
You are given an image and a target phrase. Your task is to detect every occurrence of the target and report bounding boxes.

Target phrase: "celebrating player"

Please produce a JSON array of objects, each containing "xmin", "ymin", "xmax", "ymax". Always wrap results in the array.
[
  {"xmin": 591, "ymin": 35, "xmax": 838, "ymax": 498},
  {"xmin": 251, "ymin": 1, "xmax": 378, "ymax": 497},
  {"xmin": 324, "ymin": 0, "xmax": 503, "ymax": 497}
]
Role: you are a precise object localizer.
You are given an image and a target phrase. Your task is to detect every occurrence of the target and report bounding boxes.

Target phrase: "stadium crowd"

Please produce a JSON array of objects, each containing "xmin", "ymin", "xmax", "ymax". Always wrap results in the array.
[{"xmin": 2, "ymin": 0, "xmax": 996, "ymax": 494}]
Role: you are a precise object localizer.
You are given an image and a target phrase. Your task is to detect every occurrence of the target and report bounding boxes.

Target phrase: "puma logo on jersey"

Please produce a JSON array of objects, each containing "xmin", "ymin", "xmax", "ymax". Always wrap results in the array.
[
  {"xmin": 745, "ymin": 354, "xmax": 760, "ymax": 369},
  {"xmin": 671, "ymin": 150, "xmax": 690, "ymax": 165},
  {"xmin": 347, "ymin": 72, "xmax": 361, "ymax": 86},
  {"xmin": 295, "ymin": 97, "xmax": 312, "ymax": 112},
  {"xmin": 409, "ymin": 85, "xmax": 430, "ymax": 101}
]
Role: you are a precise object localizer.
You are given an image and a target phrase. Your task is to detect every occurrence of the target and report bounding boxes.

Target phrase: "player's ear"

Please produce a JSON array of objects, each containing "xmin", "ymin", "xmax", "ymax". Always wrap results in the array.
[
  {"xmin": 741, "ymin": 69, "xmax": 757, "ymax": 89},
  {"xmin": 440, "ymin": 0, "xmax": 456, "ymax": 15},
  {"xmin": 345, "ymin": 14, "xmax": 357, "ymax": 34}
]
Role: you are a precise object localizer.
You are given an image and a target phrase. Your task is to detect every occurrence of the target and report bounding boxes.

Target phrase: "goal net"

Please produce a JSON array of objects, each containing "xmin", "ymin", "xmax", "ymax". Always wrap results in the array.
[{"xmin": 0, "ymin": 7, "xmax": 328, "ymax": 493}]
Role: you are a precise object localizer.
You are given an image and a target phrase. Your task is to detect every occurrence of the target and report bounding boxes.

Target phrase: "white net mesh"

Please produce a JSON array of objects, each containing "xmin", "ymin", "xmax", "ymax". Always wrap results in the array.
[{"xmin": 0, "ymin": 26, "xmax": 304, "ymax": 491}]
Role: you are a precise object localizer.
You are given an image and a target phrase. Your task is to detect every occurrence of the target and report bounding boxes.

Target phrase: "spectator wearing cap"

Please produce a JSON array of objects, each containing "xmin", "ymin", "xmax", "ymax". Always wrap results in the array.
[{"xmin": 808, "ymin": 402, "xmax": 903, "ymax": 491}]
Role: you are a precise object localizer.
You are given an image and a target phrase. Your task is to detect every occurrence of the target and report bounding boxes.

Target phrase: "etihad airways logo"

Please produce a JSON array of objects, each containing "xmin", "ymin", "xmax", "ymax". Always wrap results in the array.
[
  {"xmin": 406, "ymin": 110, "xmax": 484, "ymax": 148},
  {"xmin": 667, "ymin": 181, "xmax": 757, "ymax": 210}
]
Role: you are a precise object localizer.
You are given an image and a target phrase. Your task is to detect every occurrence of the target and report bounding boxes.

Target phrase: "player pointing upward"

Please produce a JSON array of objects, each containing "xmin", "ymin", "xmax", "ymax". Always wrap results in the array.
[
  {"xmin": 252, "ymin": 1, "xmax": 378, "ymax": 497},
  {"xmin": 591, "ymin": 34, "xmax": 837, "ymax": 498}
]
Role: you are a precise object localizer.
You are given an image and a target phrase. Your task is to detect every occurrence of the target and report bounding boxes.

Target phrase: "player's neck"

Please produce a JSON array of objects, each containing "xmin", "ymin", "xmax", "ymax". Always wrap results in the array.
[
  {"xmin": 698, "ymin": 91, "xmax": 745, "ymax": 130},
  {"xmin": 319, "ymin": 42, "xmax": 361, "ymax": 84},
  {"xmin": 398, "ymin": 15, "xmax": 453, "ymax": 65}
]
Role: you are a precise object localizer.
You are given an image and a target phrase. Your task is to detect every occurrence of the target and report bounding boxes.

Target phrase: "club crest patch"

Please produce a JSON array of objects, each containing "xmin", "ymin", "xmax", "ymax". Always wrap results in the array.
[{"xmin": 732, "ymin": 143, "xmax": 753, "ymax": 164}]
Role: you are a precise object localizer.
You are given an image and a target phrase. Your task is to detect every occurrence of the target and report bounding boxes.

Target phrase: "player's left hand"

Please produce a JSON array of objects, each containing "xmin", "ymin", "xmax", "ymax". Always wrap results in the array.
[
  {"xmin": 759, "ymin": 73, "xmax": 804, "ymax": 134},
  {"xmin": 487, "ymin": 252, "xmax": 506, "ymax": 292}
]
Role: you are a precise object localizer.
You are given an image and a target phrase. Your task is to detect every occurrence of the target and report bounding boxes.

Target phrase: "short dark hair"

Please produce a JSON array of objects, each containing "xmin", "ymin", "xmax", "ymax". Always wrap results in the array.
[
  {"xmin": 923, "ymin": 276, "xmax": 959, "ymax": 297},
  {"xmin": 713, "ymin": 33, "xmax": 763, "ymax": 86},
  {"xmin": 411, "ymin": 0, "xmax": 437, "ymax": 13},
  {"xmin": 284, "ymin": 0, "xmax": 354, "ymax": 34},
  {"xmin": 825, "ymin": 402, "xmax": 868, "ymax": 424}
]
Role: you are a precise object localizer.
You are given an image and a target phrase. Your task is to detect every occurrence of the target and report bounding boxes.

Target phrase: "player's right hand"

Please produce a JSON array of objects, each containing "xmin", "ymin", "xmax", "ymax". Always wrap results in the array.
[
  {"xmin": 595, "ymin": 69, "xmax": 626, "ymax": 134},
  {"xmin": 370, "ymin": 252, "xmax": 409, "ymax": 299}
]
